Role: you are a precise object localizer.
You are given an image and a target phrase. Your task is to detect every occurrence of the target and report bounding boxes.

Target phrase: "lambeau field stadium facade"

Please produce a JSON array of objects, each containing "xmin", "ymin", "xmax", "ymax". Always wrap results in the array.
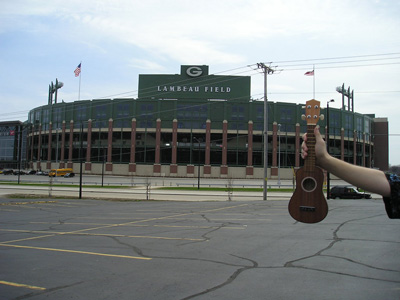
[{"xmin": 26, "ymin": 65, "xmax": 389, "ymax": 179}]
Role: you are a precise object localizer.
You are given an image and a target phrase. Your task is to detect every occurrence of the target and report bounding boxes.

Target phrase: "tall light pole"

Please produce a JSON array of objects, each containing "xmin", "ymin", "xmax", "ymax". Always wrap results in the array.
[
  {"xmin": 55, "ymin": 128, "xmax": 60, "ymax": 165},
  {"xmin": 102, "ymin": 149, "xmax": 106, "ymax": 187},
  {"xmin": 326, "ymin": 99, "xmax": 335, "ymax": 199},
  {"xmin": 17, "ymin": 124, "xmax": 23, "ymax": 185},
  {"xmin": 79, "ymin": 122, "xmax": 83, "ymax": 199},
  {"xmin": 257, "ymin": 63, "xmax": 275, "ymax": 200},
  {"xmin": 48, "ymin": 79, "xmax": 64, "ymax": 105},
  {"xmin": 193, "ymin": 137, "xmax": 201, "ymax": 190},
  {"xmin": 278, "ymin": 123, "xmax": 281, "ymax": 187}
]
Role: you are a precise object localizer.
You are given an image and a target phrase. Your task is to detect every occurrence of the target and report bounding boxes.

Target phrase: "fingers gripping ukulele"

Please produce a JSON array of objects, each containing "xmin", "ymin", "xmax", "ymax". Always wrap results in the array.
[{"xmin": 288, "ymin": 99, "xmax": 328, "ymax": 223}]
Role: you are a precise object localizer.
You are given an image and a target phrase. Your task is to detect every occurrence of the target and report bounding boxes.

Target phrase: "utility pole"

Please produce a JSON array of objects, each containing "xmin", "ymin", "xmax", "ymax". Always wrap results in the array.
[{"xmin": 257, "ymin": 63, "xmax": 275, "ymax": 200}]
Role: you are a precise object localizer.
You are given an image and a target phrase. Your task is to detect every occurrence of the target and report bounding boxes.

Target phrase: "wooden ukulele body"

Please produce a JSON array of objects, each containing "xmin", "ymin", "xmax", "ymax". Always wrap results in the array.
[
  {"xmin": 288, "ymin": 166, "xmax": 328, "ymax": 223},
  {"xmin": 288, "ymin": 99, "xmax": 328, "ymax": 223}
]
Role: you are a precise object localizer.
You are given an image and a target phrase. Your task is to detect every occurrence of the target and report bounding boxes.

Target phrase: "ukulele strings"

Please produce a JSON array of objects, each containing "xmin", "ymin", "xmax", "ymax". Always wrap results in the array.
[{"xmin": 305, "ymin": 125, "xmax": 316, "ymax": 170}]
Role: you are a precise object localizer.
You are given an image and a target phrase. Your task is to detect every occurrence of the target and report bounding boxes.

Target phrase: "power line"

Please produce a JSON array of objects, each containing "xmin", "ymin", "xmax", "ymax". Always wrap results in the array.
[
  {"xmin": 1, "ymin": 52, "xmax": 400, "ymax": 121},
  {"xmin": 71, "ymin": 52, "xmax": 400, "ymax": 101},
  {"xmin": 270, "ymin": 52, "xmax": 400, "ymax": 64}
]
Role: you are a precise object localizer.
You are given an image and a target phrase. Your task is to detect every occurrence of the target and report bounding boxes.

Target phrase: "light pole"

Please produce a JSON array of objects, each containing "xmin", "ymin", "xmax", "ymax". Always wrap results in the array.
[
  {"xmin": 17, "ymin": 124, "xmax": 23, "ymax": 185},
  {"xmin": 48, "ymin": 79, "xmax": 63, "ymax": 105},
  {"xmin": 102, "ymin": 149, "xmax": 106, "ymax": 187},
  {"xmin": 326, "ymin": 99, "xmax": 335, "ymax": 199},
  {"xmin": 99, "ymin": 127, "xmax": 105, "ymax": 187},
  {"xmin": 79, "ymin": 122, "xmax": 83, "ymax": 199},
  {"xmin": 193, "ymin": 137, "xmax": 201, "ymax": 190},
  {"xmin": 278, "ymin": 123, "xmax": 281, "ymax": 187},
  {"xmin": 55, "ymin": 128, "xmax": 60, "ymax": 165}
]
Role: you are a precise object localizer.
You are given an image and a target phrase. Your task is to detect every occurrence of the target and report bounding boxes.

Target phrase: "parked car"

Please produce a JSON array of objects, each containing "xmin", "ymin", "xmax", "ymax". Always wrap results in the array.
[
  {"xmin": 330, "ymin": 185, "xmax": 372, "ymax": 199},
  {"xmin": 37, "ymin": 171, "xmax": 49, "ymax": 176},
  {"xmin": 27, "ymin": 170, "xmax": 37, "ymax": 175},
  {"xmin": 64, "ymin": 173, "xmax": 75, "ymax": 178},
  {"xmin": 13, "ymin": 170, "xmax": 27, "ymax": 175},
  {"xmin": 2, "ymin": 170, "xmax": 14, "ymax": 175}
]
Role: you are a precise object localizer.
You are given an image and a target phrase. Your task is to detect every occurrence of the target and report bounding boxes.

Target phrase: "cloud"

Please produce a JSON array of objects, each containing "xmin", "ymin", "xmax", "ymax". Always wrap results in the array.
[
  {"xmin": 3, "ymin": 0, "xmax": 399, "ymax": 65},
  {"xmin": 1, "ymin": 0, "xmax": 400, "ymax": 164},
  {"xmin": 127, "ymin": 59, "xmax": 165, "ymax": 72}
]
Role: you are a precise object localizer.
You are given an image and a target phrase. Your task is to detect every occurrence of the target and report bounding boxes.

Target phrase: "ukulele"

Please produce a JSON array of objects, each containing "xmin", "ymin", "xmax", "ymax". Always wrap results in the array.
[{"xmin": 288, "ymin": 99, "xmax": 328, "ymax": 223}]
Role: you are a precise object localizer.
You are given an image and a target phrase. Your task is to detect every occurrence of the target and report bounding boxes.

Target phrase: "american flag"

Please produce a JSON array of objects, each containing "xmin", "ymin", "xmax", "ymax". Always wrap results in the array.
[
  {"xmin": 74, "ymin": 63, "xmax": 81, "ymax": 77},
  {"xmin": 304, "ymin": 70, "xmax": 314, "ymax": 76}
]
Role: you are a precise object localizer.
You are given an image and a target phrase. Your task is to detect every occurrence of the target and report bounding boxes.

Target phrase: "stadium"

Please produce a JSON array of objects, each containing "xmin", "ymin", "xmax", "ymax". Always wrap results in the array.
[{"xmin": 23, "ymin": 65, "xmax": 388, "ymax": 179}]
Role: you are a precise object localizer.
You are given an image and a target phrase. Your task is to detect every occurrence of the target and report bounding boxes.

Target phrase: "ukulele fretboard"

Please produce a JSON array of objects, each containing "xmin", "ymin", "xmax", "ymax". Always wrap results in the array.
[{"xmin": 304, "ymin": 125, "xmax": 316, "ymax": 171}]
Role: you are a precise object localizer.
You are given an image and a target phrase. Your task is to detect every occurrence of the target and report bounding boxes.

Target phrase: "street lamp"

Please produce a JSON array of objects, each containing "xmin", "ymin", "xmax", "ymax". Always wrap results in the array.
[
  {"xmin": 55, "ymin": 128, "xmax": 61, "ymax": 165},
  {"xmin": 278, "ymin": 124, "xmax": 281, "ymax": 187},
  {"xmin": 193, "ymin": 137, "xmax": 201, "ymax": 190},
  {"xmin": 79, "ymin": 122, "xmax": 83, "ymax": 199},
  {"xmin": 17, "ymin": 124, "xmax": 23, "ymax": 185},
  {"xmin": 326, "ymin": 99, "xmax": 335, "ymax": 199},
  {"xmin": 102, "ymin": 149, "xmax": 106, "ymax": 187}
]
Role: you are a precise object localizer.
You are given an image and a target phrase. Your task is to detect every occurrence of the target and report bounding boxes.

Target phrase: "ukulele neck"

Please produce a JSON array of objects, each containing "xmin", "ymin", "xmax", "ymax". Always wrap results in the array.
[{"xmin": 305, "ymin": 125, "xmax": 317, "ymax": 170}]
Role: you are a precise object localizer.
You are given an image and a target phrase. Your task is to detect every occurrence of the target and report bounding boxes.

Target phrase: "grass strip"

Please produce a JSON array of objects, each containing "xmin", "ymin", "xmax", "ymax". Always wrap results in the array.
[
  {"xmin": 158, "ymin": 186, "xmax": 295, "ymax": 192},
  {"xmin": 0, "ymin": 182, "xmax": 131, "ymax": 189}
]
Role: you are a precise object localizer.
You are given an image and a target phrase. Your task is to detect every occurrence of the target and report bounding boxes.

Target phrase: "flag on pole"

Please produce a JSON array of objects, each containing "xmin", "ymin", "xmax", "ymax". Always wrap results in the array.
[
  {"xmin": 74, "ymin": 63, "xmax": 81, "ymax": 77},
  {"xmin": 304, "ymin": 70, "xmax": 314, "ymax": 76}
]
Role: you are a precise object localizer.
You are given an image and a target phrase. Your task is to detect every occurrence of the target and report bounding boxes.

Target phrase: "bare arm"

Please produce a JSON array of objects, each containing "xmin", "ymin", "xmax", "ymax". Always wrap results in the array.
[{"xmin": 302, "ymin": 126, "xmax": 391, "ymax": 197}]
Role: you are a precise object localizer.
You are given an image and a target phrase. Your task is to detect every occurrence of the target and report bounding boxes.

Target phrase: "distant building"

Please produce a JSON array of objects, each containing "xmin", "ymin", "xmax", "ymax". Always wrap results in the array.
[
  {"xmin": 25, "ymin": 65, "xmax": 388, "ymax": 178},
  {"xmin": 0, "ymin": 121, "xmax": 26, "ymax": 169}
]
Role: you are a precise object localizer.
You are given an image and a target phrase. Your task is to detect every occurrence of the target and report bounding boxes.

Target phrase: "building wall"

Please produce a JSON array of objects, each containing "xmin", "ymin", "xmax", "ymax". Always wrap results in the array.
[
  {"xmin": 26, "ymin": 98, "xmax": 381, "ymax": 178},
  {"xmin": 0, "ymin": 121, "xmax": 26, "ymax": 169}
]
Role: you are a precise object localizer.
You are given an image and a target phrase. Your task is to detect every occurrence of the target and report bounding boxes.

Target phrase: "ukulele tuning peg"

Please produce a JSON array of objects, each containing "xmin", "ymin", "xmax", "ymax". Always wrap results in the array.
[
  {"xmin": 319, "ymin": 114, "xmax": 325, "ymax": 120},
  {"xmin": 301, "ymin": 114, "xmax": 306, "ymax": 120}
]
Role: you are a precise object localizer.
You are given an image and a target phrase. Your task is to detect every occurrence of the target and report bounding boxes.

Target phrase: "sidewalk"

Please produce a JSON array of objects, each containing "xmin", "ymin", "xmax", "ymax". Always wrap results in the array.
[{"xmin": 0, "ymin": 184, "xmax": 293, "ymax": 201}]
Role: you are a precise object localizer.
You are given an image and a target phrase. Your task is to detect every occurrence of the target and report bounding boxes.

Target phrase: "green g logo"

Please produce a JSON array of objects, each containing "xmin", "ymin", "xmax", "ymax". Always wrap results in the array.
[{"xmin": 186, "ymin": 66, "xmax": 203, "ymax": 77}]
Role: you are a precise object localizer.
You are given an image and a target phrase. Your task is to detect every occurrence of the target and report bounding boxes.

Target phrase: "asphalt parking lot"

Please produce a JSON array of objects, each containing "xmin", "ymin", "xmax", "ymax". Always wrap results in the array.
[{"xmin": 0, "ymin": 197, "xmax": 399, "ymax": 300}]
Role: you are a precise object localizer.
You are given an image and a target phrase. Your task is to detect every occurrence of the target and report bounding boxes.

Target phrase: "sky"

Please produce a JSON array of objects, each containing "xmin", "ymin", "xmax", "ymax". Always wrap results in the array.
[{"xmin": 1, "ymin": 0, "xmax": 400, "ymax": 164}]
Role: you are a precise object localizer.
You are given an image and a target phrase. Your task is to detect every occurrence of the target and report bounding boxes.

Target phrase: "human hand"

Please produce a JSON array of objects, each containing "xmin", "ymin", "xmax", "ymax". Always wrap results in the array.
[{"xmin": 301, "ymin": 126, "xmax": 329, "ymax": 166}]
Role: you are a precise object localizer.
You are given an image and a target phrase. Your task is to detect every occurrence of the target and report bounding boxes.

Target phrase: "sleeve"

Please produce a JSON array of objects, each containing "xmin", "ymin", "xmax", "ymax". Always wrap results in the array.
[{"xmin": 383, "ymin": 173, "xmax": 400, "ymax": 219}]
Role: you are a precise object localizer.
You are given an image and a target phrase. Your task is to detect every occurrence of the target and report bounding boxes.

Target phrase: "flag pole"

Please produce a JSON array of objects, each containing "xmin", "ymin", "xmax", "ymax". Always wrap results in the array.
[
  {"xmin": 313, "ymin": 65, "xmax": 315, "ymax": 99},
  {"xmin": 78, "ymin": 61, "xmax": 82, "ymax": 100},
  {"xmin": 304, "ymin": 67, "xmax": 315, "ymax": 98}
]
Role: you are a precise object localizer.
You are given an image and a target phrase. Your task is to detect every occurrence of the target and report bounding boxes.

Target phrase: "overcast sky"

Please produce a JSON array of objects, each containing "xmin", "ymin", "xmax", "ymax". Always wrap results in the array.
[{"xmin": 1, "ymin": 0, "xmax": 399, "ymax": 164}]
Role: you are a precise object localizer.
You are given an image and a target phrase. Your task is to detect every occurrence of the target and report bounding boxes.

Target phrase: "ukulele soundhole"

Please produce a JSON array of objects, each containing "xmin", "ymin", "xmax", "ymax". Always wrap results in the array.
[{"xmin": 301, "ymin": 177, "xmax": 317, "ymax": 192}]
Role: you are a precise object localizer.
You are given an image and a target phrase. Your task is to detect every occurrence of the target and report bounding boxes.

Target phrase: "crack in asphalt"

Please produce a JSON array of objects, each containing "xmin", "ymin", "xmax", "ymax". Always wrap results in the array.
[
  {"xmin": 284, "ymin": 213, "xmax": 400, "ymax": 283},
  {"xmin": 200, "ymin": 214, "xmax": 211, "ymax": 223},
  {"xmin": 108, "ymin": 234, "xmax": 261, "ymax": 299},
  {"xmin": 7, "ymin": 201, "xmax": 397, "ymax": 299},
  {"xmin": 105, "ymin": 213, "xmax": 261, "ymax": 300},
  {"xmin": 180, "ymin": 255, "xmax": 258, "ymax": 300},
  {"xmin": 47, "ymin": 218, "xmax": 72, "ymax": 231},
  {"xmin": 105, "ymin": 215, "xmax": 261, "ymax": 300},
  {"xmin": 109, "ymin": 236, "xmax": 149, "ymax": 258}
]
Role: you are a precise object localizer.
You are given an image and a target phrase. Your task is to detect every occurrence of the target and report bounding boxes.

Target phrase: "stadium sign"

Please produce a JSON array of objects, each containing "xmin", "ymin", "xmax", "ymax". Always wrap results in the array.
[{"xmin": 138, "ymin": 65, "xmax": 250, "ymax": 101}]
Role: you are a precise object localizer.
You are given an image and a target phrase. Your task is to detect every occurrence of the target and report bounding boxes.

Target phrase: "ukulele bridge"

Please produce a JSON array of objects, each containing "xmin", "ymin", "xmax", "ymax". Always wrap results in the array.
[{"xmin": 300, "ymin": 206, "xmax": 316, "ymax": 212}]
